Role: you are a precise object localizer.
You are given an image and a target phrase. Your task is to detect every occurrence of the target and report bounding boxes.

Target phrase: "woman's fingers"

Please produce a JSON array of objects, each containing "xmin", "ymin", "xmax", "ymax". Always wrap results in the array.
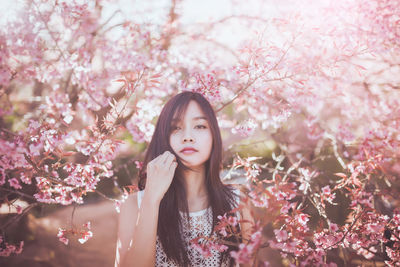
[
  {"xmin": 158, "ymin": 151, "xmax": 175, "ymax": 164},
  {"xmin": 160, "ymin": 151, "xmax": 177, "ymax": 174},
  {"xmin": 145, "ymin": 151, "xmax": 178, "ymax": 202},
  {"xmin": 159, "ymin": 151, "xmax": 169, "ymax": 162},
  {"xmin": 165, "ymin": 152, "xmax": 176, "ymax": 165},
  {"xmin": 151, "ymin": 151, "xmax": 168, "ymax": 165},
  {"xmin": 149, "ymin": 151, "xmax": 176, "ymax": 171},
  {"xmin": 168, "ymin": 161, "xmax": 178, "ymax": 173}
]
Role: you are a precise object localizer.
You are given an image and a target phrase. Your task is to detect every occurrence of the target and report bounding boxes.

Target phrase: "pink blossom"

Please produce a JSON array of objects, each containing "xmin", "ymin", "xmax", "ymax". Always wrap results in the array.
[
  {"xmin": 274, "ymin": 229, "xmax": 288, "ymax": 242},
  {"xmin": 393, "ymin": 213, "xmax": 400, "ymax": 223},
  {"xmin": 15, "ymin": 205, "xmax": 23, "ymax": 214},
  {"xmin": 70, "ymin": 191, "xmax": 84, "ymax": 204},
  {"xmin": 0, "ymin": 69, "xmax": 11, "ymax": 88},
  {"xmin": 216, "ymin": 213, "xmax": 239, "ymax": 237},
  {"xmin": 358, "ymin": 246, "xmax": 376, "ymax": 260},
  {"xmin": 297, "ymin": 213, "xmax": 309, "ymax": 226},
  {"xmin": 9, "ymin": 178, "xmax": 22, "ymax": 190},
  {"xmin": 15, "ymin": 241, "xmax": 24, "ymax": 254},
  {"xmin": 78, "ymin": 230, "xmax": 93, "ymax": 244},
  {"xmin": 230, "ymin": 243, "xmax": 252, "ymax": 264},
  {"xmin": 34, "ymin": 191, "xmax": 56, "ymax": 204},
  {"xmin": 227, "ymin": 216, "xmax": 238, "ymax": 227},
  {"xmin": 338, "ymin": 123, "xmax": 355, "ymax": 142},
  {"xmin": 367, "ymin": 223, "xmax": 384, "ymax": 233},
  {"xmin": 83, "ymin": 221, "xmax": 91, "ymax": 230},
  {"xmin": 230, "ymin": 229, "xmax": 262, "ymax": 264},
  {"xmin": 321, "ymin": 185, "xmax": 336, "ymax": 203},
  {"xmin": 20, "ymin": 172, "xmax": 32, "ymax": 184},
  {"xmin": 249, "ymin": 191, "xmax": 268, "ymax": 208},
  {"xmin": 219, "ymin": 226, "xmax": 228, "ymax": 237},
  {"xmin": 28, "ymin": 120, "xmax": 41, "ymax": 132},
  {"xmin": 0, "ymin": 240, "xmax": 24, "ymax": 257},
  {"xmin": 282, "ymin": 241, "xmax": 297, "ymax": 253},
  {"xmin": 35, "ymin": 177, "xmax": 50, "ymax": 190},
  {"xmin": 232, "ymin": 119, "xmax": 258, "ymax": 137},
  {"xmin": 135, "ymin": 160, "xmax": 143, "ymax": 170},
  {"xmin": 329, "ymin": 223, "xmax": 339, "ymax": 232},
  {"xmin": 29, "ymin": 142, "xmax": 42, "ymax": 156},
  {"xmin": 57, "ymin": 228, "xmax": 69, "ymax": 245},
  {"xmin": 280, "ymin": 203, "xmax": 291, "ymax": 214},
  {"xmin": 322, "ymin": 185, "xmax": 331, "ymax": 195},
  {"xmin": 0, "ymin": 245, "xmax": 15, "ymax": 257},
  {"xmin": 182, "ymin": 72, "xmax": 222, "ymax": 102},
  {"xmin": 276, "ymin": 191, "xmax": 286, "ymax": 201},
  {"xmin": 209, "ymin": 242, "xmax": 228, "ymax": 253},
  {"xmin": 0, "ymin": 168, "xmax": 5, "ymax": 186},
  {"xmin": 306, "ymin": 120, "xmax": 324, "ymax": 140},
  {"xmin": 190, "ymin": 239, "xmax": 213, "ymax": 258}
]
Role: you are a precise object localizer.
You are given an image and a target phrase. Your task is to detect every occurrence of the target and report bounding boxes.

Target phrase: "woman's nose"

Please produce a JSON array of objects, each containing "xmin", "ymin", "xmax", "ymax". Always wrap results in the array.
[
  {"xmin": 182, "ymin": 128, "xmax": 194, "ymax": 143},
  {"xmin": 183, "ymin": 137, "xmax": 194, "ymax": 142}
]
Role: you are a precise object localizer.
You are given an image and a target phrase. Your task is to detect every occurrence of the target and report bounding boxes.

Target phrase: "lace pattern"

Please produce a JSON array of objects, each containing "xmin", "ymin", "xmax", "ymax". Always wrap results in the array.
[{"xmin": 137, "ymin": 190, "xmax": 239, "ymax": 267}]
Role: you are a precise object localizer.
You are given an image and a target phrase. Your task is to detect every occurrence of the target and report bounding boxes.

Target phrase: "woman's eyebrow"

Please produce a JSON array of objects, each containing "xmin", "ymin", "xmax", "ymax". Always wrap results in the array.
[
  {"xmin": 171, "ymin": 116, "xmax": 207, "ymax": 123},
  {"xmin": 193, "ymin": 116, "xmax": 207, "ymax": 121}
]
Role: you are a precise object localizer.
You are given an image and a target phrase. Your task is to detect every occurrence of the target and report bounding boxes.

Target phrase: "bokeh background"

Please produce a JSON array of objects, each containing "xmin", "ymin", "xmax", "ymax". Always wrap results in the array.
[{"xmin": 1, "ymin": 0, "xmax": 399, "ymax": 266}]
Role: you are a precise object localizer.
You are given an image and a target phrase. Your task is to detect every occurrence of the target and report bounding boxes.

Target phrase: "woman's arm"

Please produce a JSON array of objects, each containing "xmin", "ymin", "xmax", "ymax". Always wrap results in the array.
[
  {"xmin": 115, "ymin": 191, "xmax": 162, "ymax": 267},
  {"xmin": 115, "ymin": 151, "xmax": 177, "ymax": 267},
  {"xmin": 115, "ymin": 193, "xmax": 139, "ymax": 267}
]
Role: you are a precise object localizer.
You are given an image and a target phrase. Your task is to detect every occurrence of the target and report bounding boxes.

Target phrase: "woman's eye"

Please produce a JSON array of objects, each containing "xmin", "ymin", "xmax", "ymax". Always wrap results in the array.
[
  {"xmin": 172, "ymin": 126, "xmax": 181, "ymax": 130},
  {"xmin": 195, "ymin": 125, "xmax": 207, "ymax": 129}
]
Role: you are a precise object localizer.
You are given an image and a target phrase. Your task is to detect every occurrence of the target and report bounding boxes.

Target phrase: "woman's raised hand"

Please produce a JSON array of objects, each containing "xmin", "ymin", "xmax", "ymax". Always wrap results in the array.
[{"xmin": 145, "ymin": 151, "xmax": 177, "ymax": 203}]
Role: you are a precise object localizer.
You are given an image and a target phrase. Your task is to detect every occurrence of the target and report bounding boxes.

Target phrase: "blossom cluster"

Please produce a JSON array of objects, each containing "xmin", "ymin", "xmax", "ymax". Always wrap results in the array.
[
  {"xmin": 0, "ymin": 236, "xmax": 24, "ymax": 257},
  {"xmin": 230, "ymin": 230, "xmax": 262, "ymax": 264},
  {"xmin": 57, "ymin": 221, "xmax": 93, "ymax": 245}
]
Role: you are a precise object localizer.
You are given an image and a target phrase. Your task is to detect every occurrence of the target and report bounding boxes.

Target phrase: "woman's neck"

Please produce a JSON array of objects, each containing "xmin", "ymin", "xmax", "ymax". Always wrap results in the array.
[{"xmin": 181, "ymin": 165, "xmax": 208, "ymax": 207}]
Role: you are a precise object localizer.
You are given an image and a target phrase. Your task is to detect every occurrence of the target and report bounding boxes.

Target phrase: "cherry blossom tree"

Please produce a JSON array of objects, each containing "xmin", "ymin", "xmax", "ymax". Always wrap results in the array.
[{"xmin": 1, "ymin": 0, "xmax": 399, "ymax": 265}]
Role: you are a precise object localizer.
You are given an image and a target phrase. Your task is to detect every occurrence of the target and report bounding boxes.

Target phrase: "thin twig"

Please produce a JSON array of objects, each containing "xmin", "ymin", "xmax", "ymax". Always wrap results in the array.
[
  {"xmin": 216, "ymin": 34, "xmax": 296, "ymax": 113},
  {"xmin": 324, "ymin": 209, "xmax": 366, "ymax": 250},
  {"xmin": 0, "ymin": 188, "xmax": 36, "ymax": 200},
  {"xmin": 70, "ymin": 203, "xmax": 77, "ymax": 229},
  {"xmin": 97, "ymin": 10, "xmax": 121, "ymax": 34},
  {"xmin": 0, "ymin": 203, "xmax": 39, "ymax": 230}
]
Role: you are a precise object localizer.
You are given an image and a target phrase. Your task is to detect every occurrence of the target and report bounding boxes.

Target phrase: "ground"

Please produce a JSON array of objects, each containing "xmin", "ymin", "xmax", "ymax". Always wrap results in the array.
[{"xmin": 1, "ymin": 200, "xmax": 118, "ymax": 267}]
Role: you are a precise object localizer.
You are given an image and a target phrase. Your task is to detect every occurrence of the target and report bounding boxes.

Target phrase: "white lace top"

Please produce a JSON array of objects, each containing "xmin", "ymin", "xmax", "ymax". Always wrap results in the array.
[{"xmin": 137, "ymin": 190, "xmax": 240, "ymax": 267}]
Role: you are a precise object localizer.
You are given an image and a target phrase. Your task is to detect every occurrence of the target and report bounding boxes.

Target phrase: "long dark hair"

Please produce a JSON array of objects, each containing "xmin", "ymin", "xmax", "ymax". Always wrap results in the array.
[{"xmin": 138, "ymin": 91, "xmax": 239, "ymax": 266}]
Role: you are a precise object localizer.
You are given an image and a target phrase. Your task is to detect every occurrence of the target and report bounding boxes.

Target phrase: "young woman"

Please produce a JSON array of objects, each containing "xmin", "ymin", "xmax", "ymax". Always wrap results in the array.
[{"xmin": 115, "ymin": 91, "xmax": 253, "ymax": 267}]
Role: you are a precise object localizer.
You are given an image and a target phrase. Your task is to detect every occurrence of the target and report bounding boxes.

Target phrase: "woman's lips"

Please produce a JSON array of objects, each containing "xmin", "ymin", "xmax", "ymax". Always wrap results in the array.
[{"xmin": 180, "ymin": 148, "xmax": 198, "ymax": 154}]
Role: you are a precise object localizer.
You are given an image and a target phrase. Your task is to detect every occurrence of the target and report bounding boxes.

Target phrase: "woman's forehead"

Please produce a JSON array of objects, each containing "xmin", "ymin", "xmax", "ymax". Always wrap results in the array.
[{"xmin": 172, "ymin": 101, "xmax": 208, "ymax": 122}]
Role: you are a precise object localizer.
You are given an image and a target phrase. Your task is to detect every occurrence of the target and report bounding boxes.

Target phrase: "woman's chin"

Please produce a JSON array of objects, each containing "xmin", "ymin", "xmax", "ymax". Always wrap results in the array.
[{"xmin": 180, "ymin": 160, "xmax": 206, "ymax": 171}]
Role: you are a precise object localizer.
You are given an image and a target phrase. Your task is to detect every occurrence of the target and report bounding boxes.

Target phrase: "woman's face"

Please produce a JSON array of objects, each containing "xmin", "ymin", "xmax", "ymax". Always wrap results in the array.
[{"xmin": 169, "ymin": 100, "xmax": 213, "ymax": 169}]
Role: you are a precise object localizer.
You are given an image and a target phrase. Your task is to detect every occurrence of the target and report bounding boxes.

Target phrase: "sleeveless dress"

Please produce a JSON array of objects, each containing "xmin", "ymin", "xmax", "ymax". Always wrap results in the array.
[{"xmin": 137, "ymin": 189, "xmax": 240, "ymax": 267}]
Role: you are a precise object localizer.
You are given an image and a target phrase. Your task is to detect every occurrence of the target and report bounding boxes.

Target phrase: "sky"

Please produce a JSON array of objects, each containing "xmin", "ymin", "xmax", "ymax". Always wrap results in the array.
[{"xmin": 0, "ymin": 0, "xmax": 23, "ymax": 26}]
